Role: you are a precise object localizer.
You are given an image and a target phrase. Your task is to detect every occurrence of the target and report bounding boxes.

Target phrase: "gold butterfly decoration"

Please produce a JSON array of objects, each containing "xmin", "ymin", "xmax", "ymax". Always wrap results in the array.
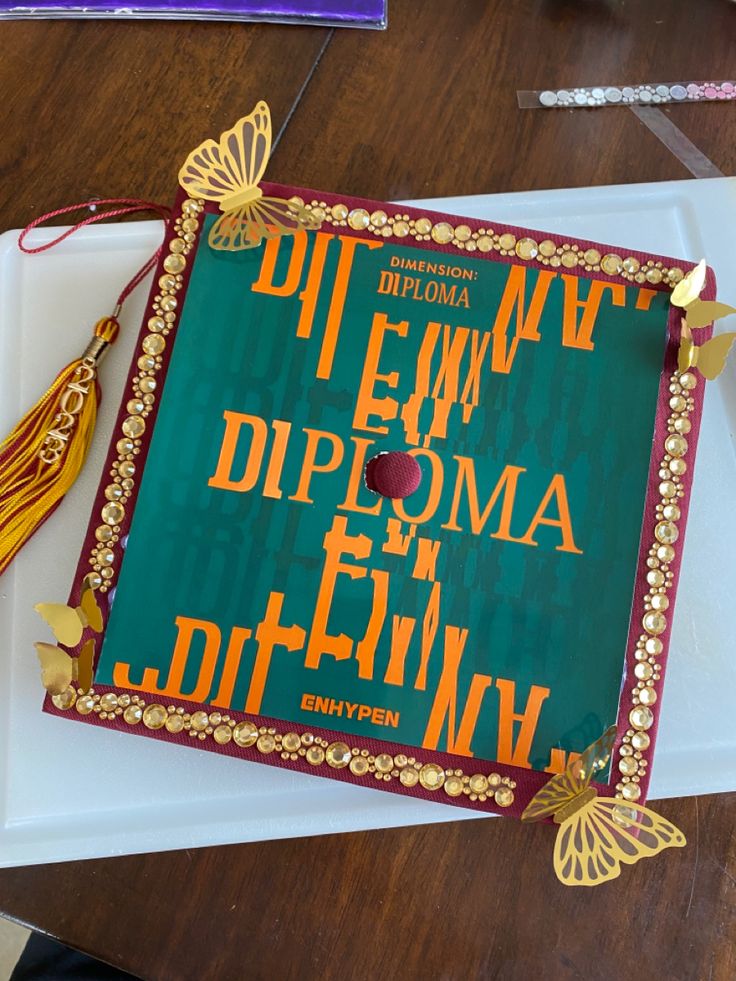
[
  {"xmin": 34, "ymin": 582, "xmax": 102, "ymax": 695},
  {"xmin": 35, "ymin": 638, "xmax": 95, "ymax": 696},
  {"xmin": 671, "ymin": 259, "xmax": 736, "ymax": 379},
  {"xmin": 178, "ymin": 101, "xmax": 323, "ymax": 251},
  {"xmin": 521, "ymin": 726, "xmax": 686, "ymax": 887}
]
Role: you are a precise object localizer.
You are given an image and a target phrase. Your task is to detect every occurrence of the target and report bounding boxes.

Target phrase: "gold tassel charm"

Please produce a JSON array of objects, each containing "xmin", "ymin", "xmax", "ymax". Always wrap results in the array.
[{"xmin": 0, "ymin": 316, "xmax": 119, "ymax": 576}]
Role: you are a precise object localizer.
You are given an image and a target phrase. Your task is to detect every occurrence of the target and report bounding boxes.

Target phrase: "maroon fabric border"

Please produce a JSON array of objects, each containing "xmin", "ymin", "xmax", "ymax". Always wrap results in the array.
[{"xmin": 43, "ymin": 182, "xmax": 713, "ymax": 819}]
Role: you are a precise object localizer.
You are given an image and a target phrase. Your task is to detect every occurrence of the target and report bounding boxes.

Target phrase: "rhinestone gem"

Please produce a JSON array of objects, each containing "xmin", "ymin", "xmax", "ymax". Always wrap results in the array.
[
  {"xmin": 623, "ymin": 257, "xmax": 640, "ymax": 274},
  {"xmin": 95, "ymin": 525, "xmax": 114, "ymax": 543},
  {"xmin": 622, "ymin": 782, "xmax": 641, "ymax": 801},
  {"xmin": 105, "ymin": 483, "xmax": 123, "ymax": 501},
  {"xmin": 538, "ymin": 240, "xmax": 556, "ymax": 257},
  {"xmin": 605, "ymin": 86, "xmax": 623, "ymax": 103},
  {"xmin": 399, "ymin": 766, "xmax": 419, "ymax": 787},
  {"xmin": 515, "ymin": 237, "xmax": 538, "ymax": 260},
  {"xmin": 122, "ymin": 416, "xmax": 145, "ymax": 439},
  {"xmin": 630, "ymin": 706, "xmax": 654, "ymax": 730},
  {"xmin": 635, "ymin": 660, "xmax": 654, "ymax": 681},
  {"xmin": 643, "ymin": 611, "xmax": 667, "ymax": 635},
  {"xmin": 213, "ymin": 724, "xmax": 232, "ymax": 745},
  {"xmin": 539, "ymin": 90, "xmax": 557, "ymax": 107},
  {"xmin": 257, "ymin": 733, "xmax": 276, "ymax": 753},
  {"xmin": 419, "ymin": 763, "xmax": 445, "ymax": 790},
  {"xmin": 657, "ymin": 544, "xmax": 675, "ymax": 563},
  {"xmin": 166, "ymin": 714, "xmax": 185, "ymax": 734},
  {"xmin": 52, "ymin": 687, "xmax": 77, "ymax": 710},
  {"xmin": 142, "ymin": 334, "xmax": 165, "ymax": 356},
  {"xmin": 454, "ymin": 224, "xmax": 472, "ymax": 242},
  {"xmin": 143, "ymin": 704, "xmax": 167, "ymax": 729},
  {"xmin": 182, "ymin": 199, "xmax": 201, "ymax": 216},
  {"xmin": 160, "ymin": 296, "xmax": 177, "ymax": 312},
  {"xmin": 469, "ymin": 774, "xmax": 488, "ymax": 794},
  {"xmin": 477, "ymin": 235, "xmax": 493, "ymax": 252},
  {"xmin": 679, "ymin": 372, "xmax": 697, "ymax": 390},
  {"xmin": 347, "ymin": 208, "xmax": 370, "ymax": 230},
  {"xmin": 123, "ymin": 704, "xmax": 143, "ymax": 725},
  {"xmin": 619, "ymin": 756, "xmax": 638, "ymax": 776},
  {"xmin": 647, "ymin": 570, "xmax": 664, "ymax": 588},
  {"xmin": 101, "ymin": 502, "xmax": 124, "ymax": 525},
  {"xmin": 432, "ymin": 222, "xmax": 454, "ymax": 244},
  {"xmin": 148, "ymin": 316, "xmax": 166, "ymax": 333},
  {"xmin": 669, "ymin": 458, "xmax": 687, "ymax": 475},
  {"xmin": 331, "ymin": 203, "xmax": 348, "ymax": 221},
  {"xmin": 673, "ymin": 417, "xmax": 691, "ymax": 434},
  {"xmin": 233, "ymin": 721, "xmax": 258, "ymax": 747},
  {"xmin": 325, "ymin": 742, "xmax": 351, "ymax": 768},
  {"xmin": 601, "ymin": 253, "xmax": 623, "ymax": 275},
  {"xmin": 488, "ymin": 773, "xmax": 502, "ymax": 788},
  {"xmin": 306, "ymin": 745, "xmax": 325, "ymax": 765},
  {"xmin": 374, "ymin": 753, "xmax": 394, "ymax": 773},
  {"xmin": 584, "ymin": 248, "xmax": 601, "ymax": 266},
  {"xmin": 651, "ymin": 594, "xmax": 669, "ymax": 612},
  {"xmin": 349, "ymin": 756, "xmax": 369, "ymax": 776},
  {"xmin": 665, "ymin": 434, "xmax": 688, "ymax": 457},
  {"xmin": 646, "ymin": 267, "xmax": 663, "ymax": 284},
  {"xmin": 163, "ymin": 253, "xmax": 186, "ymax": 274},
  {"xmin": 561, "ymin": 251, "xmax": 578, "ymax": 268},
  {"xmin": 276, "ymin": 732, "xmax": 298, "ymax": 752},
  {"xmin": 631, "ymin": 731, "xmax": 651, "ymax": 751},
  {"xmin": 99, "ymin": 693, "xmax": 118, "ymax": 712},
  {"xmin": 639, "ymin": 686, "xmax": 657, "ymax": 706},
  {"xmin": 444, "ymin": 775, "xmax": 465, "ymax": 797},
  {"xmin": 494, "ymin": 787, "xmax": 514, "ymax": 807},
  {"xmin": 663, "ymin": 504, "xmax": 680, "ymax": 521},
  {"xmin": 659, "ymin": 480, "xmax": 676, "ymax": 498},
  {"xmin": 655, "ymin": 521, "xmax": 679, "ymax": 545},
  {"xmin": 190, "ymin": 711, "xmax": 209, "ymax": 731},
  {"xmin": 498, "ymin": 233, "xmax": 516, "ymax": 251},
  {"xmin": 97, "ymin": 548, "xmax": 114, "ymax": 566},
  {"xmin": 415, "ymin": 217, "xmax": 432, "ymax": 235},
  {"xmin": 76, "ymin": 694, "xmax": 95, "ymax": 715},
  {"xmin": 393, "ymin": 220, "xmax": 409, "ymax": 238},
  {"xmin": 669, "ymin": 395, "xmax": 687, "ymax": 412}
]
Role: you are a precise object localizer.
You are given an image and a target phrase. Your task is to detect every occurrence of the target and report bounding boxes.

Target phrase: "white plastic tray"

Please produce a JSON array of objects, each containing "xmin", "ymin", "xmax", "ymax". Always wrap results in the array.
[{"xmin": 1, "ymin": 179, "xmax": 735, "ymax": 868}]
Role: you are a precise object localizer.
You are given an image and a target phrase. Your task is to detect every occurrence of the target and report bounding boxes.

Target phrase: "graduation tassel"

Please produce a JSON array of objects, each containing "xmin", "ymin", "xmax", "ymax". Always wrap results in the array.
[{"xmin": 0, "ymin": 199, "xmax": 170, "ymax": 577}]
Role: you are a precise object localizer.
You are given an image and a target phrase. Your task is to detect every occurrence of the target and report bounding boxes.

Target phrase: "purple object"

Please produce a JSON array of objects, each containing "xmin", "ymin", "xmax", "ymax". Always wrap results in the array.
[{"xmin": 0, "ymin": 0, "xmax": 387, "ymax": 27}]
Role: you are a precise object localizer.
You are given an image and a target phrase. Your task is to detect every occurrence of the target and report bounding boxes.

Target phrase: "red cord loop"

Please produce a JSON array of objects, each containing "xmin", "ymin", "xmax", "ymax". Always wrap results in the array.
[{"xmin": 18, "ymin": 198, "xmax": 171, "ymax": 312}]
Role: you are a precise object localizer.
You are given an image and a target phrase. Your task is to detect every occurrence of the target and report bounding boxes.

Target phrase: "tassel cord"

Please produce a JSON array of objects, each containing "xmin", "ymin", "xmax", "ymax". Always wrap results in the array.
[{"xmin": 0, "ymin": 199, "xmax": 170, "ymax": 577}]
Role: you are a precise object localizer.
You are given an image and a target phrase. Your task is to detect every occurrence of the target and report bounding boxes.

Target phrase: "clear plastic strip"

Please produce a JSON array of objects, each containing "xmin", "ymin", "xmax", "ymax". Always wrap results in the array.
[
  {"xmin": 517, "ymin": 81, "xmax": 736, "ymax": 109},
  {"xmin": 629, "ymin": 106, "xmax": 724, "ymax": 179}
]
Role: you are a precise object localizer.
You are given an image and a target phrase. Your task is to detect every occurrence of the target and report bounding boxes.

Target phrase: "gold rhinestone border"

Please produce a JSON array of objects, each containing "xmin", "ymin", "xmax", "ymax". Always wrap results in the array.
[
  {"xmin": 82, "ymin": 198, "xmax": 204, "ymax": 594},
  {"xmin": 291, "ymin": 197, "xmax": 686, "ymax": 285},
  {"xmin": 75, "ymin": 194, "xmax": 699, "ymax": 809},
  {"xmin": 51, "ymin": 686, "xmax": 517, "ymax": 806},
  {"xmin": 614, "ymin": 368, "xmax": 697, "ymax": 802}
]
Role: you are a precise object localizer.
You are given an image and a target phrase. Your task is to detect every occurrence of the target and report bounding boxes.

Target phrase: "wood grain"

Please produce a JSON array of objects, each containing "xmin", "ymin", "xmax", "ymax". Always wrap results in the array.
[
  {"xmin": 275, "ymin": 0, "xmax": 736, "ymax": 198},
  {"xmin": 1, "ymin": 2, "xmax": 735, "ymax": 979},
  {"xmin": 0, "ymin": 19, "xmax": 331, "ymax": 227},
  {"xmin": 0, "ymin": 795, "xmax": 734, "ymax": 981}
]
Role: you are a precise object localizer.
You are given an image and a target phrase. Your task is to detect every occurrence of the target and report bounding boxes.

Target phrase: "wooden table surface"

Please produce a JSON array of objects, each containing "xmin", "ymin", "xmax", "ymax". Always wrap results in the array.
[{"xmin": 1, "ymin": 2, "xmax": 735, "ymax": 979}]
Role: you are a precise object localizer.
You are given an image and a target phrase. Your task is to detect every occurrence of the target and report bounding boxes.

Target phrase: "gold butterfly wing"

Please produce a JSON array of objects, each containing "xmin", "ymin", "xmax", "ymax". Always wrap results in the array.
[
  {"xmin": 178, "ymin": 103, "xmax": 271, "ymax": 204},
  {"xmin": 553, "ymin": 797, "xmax": 686, "ymax": 886},
  {"xmin": 521, "ymin": 725, "xmax": 617, "ymax": 823},
  {"xmin": 34, "ymin": 602, "xmax": 84, "ymax": 647},
  {"xmin": 35, "ymin": 642, "xmax": 73, "ymax": 695},
  {"xmin": 208, "ymin": 197, "xmax": 322, "ymax": 251},
  {"xmin": 78, "ymin": 583, "xmax": 103, "ymax": 633},
  {"xmin": 688, "ymin": 333, "xmax": 736, "ymax": 380},
  {"xmin": 671, "ymin": 259, "xmax": 706, "ymax": 309},
  {"xmin": 74, "ymin": 638, "xmax": 96, "ymax": 693}
]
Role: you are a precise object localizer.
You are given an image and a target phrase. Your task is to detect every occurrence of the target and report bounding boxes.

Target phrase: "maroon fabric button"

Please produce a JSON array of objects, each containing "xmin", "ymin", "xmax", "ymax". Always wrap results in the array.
[{"xmin": 365, "ymin": 451, "xmax": 422, "ymax": 499}]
